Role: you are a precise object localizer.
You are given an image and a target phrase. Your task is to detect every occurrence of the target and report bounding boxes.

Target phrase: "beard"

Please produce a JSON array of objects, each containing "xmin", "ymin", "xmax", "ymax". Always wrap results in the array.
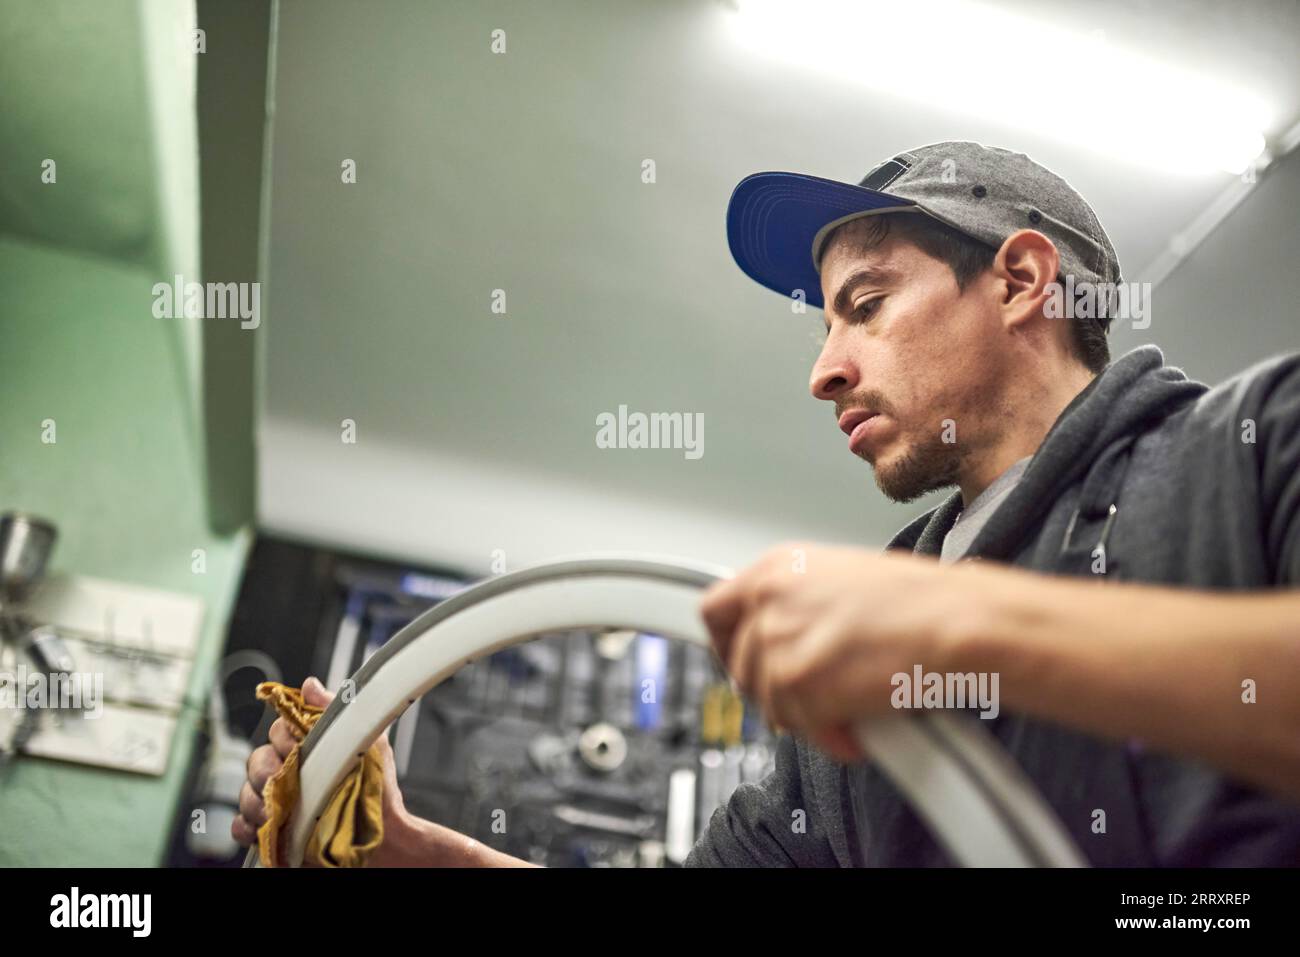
[{"xmin": 867, "ymin": 428, "xmax": 962, "ymax": 503}]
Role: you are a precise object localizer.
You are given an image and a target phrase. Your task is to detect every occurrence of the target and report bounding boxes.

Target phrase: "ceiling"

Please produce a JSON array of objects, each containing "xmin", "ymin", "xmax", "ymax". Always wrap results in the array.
[{"xmin": 257, "ymin": 0, "xmax": 1300, "ymax": 571}]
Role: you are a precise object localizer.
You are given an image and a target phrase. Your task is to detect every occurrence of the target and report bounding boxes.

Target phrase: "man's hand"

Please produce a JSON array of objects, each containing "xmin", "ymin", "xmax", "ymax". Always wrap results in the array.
[
  {"xmin": 701, "ymin": 542, "xmax": 1300, "ymax": 804},
  {"xmin": 699, "ymin": 543, "xmax": 984, "ymax": 763},
  {"xmin": 231, "ymin": 675, "xmax": 411, "ymax": 864},
  {"xmin": 232, "ymin": 675, "xmax": 538, "ymax": 866}
]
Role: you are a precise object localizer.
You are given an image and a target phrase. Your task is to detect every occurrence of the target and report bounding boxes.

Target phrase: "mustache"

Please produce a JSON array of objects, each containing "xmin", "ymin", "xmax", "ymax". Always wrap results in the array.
[{"xmin": 835, "ymin": 392, "xmax": 896, "ymax": 421}]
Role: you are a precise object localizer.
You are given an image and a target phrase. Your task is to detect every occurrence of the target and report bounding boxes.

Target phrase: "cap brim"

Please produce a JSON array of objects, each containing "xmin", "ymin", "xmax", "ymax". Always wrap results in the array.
[{"xmin": 726, "ymin": 172, "xmax": 916, "ymax": 310}]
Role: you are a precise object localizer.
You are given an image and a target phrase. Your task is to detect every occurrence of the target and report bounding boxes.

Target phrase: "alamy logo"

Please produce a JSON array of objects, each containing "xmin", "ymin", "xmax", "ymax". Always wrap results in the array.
[
  {"xmin": 152, "ymin": 274, "xmax": 260, "ymax": 329},
  {"xmin": 595, "ymin": 405, "xmax": 704, "ymax": 460},
  {"xmin": 1044, "ymin": 276, "xmax": 1151, "ymax": 330},
  {"xmin": 50, "ymin": 887, "xmax": 151, "ymax": 937},
  {"xmin": 0, "ymin": 667, "xmax": 103, "ymax": 719},
  {"xmin": 891, "ymin": 665, "xmax": 1000, "ymax": 719}
]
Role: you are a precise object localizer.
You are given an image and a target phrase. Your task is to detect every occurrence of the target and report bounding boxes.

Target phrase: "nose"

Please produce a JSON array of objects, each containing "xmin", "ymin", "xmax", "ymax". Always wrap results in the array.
[{"xmin": 809, "ymin": 338, "xmax": 859, "ymax": 402}]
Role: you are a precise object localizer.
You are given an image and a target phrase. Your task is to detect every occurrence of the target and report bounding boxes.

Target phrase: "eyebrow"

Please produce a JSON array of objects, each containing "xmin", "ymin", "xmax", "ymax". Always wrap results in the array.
[{"xmin": 826, "ymin": 265, "xmax": 899, "ymax": 329}]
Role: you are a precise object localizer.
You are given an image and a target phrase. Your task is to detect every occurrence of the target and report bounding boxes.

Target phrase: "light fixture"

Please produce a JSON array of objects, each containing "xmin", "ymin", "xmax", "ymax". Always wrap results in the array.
[{"xmin": 730, "ymin": 0, "xmax": 1270, "ymax": 175}]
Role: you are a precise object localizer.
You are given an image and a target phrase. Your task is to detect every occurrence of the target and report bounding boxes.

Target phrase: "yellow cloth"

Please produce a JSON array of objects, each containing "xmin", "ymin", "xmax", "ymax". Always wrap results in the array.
[{"xmin": 255, "ymin": 681, "xmax": 385, "ymax": 868}]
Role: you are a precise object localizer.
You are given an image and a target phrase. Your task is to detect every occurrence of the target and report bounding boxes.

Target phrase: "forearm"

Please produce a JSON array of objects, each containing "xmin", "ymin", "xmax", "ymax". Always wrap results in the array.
[
  {"xmin": 371, "ymin": 811, "xmax": 540, "ymax": 867},
  {"xmin": 947, "ymin": 566, "xmax": 1300, "ymax": 801}
]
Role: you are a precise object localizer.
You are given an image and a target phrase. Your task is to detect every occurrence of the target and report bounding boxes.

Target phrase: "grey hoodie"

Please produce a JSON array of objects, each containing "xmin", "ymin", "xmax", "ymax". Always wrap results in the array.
[{"xmin": 687, "ymin": 345, "xmax": 1300, "ymax": 867}]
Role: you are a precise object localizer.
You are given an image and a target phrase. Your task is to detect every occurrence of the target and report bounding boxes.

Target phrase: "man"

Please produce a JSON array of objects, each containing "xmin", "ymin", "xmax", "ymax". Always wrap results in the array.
[
  {"xmin": 236, "ymin": 142, "xmax": 1300, "ymax": 866},
  {"xmin": 692, "ymin": 141, "xmax": 1300, "ymax": 866}
]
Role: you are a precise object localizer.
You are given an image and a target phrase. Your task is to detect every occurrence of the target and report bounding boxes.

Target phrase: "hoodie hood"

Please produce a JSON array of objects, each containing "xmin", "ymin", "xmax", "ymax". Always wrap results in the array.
[{"xmin": 888, "ymin": 345, "xmax": 1209, "ymax": 563}]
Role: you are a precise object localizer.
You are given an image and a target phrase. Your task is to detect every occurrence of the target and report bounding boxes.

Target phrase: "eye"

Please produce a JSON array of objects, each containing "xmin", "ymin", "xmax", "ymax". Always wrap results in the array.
[{"xmin": 853, "ymin": 296, "xmax": 883, "ymax": 322}]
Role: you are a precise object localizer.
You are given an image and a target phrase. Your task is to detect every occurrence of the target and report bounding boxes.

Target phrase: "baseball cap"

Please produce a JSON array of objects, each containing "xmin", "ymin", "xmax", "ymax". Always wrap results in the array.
[{"xmin": 726, "ymin": 141, "xmax": 1122, "ymax": 318}]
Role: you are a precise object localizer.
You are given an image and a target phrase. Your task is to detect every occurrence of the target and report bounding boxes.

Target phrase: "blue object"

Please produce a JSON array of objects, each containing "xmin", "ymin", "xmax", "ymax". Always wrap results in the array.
[
  {"xmin": 726, "ymin": 171, "xmax": 915, "ymax": 310},
  {"xmin": 634, "ymin": 633, "xmax": 668, "ymax": 731},
  {"xmin": 399, "ymin": 571, "xmax": 467, "ymax": 601}
]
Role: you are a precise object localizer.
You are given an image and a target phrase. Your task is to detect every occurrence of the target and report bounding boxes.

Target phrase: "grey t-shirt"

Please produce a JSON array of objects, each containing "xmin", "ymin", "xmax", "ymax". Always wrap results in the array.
[{"xmin": 939, "ymin": 456, "xmax": 1032, "ymax": 563}]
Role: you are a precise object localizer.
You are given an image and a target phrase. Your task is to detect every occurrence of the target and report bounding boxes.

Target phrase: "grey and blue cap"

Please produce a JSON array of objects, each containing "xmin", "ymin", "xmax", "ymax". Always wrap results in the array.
[{"xmin": 726, "ymin": 141, "xmax": 1122, "ymax": 318}]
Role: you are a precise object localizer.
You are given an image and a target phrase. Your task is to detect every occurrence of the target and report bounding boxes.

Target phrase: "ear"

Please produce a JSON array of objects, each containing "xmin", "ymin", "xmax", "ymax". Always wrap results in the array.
[{"xmin": 992, "ymin": 229, "xmax": 1060, "ymax": 330}]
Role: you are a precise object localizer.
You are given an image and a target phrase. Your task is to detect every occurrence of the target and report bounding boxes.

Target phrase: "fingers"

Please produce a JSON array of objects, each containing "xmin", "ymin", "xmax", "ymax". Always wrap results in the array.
[
  {"xmin": 232, "ymin": 777, "xmax": 271, "ymax": 851},
  {"xmin": 302, "ymin": 675, "xmax": 334, "ymax": 708},
  {"xmin": 701, "ymin": 544, "xmax": 800, "ymax": 671},
  {"xmin": 700, "ymin": 551, "xmax": 795, "ymax": 734},
  {"xmin": 759, "ymin": 620, "xmax": 864, "ymax": 737},
  {"xmin": 752, "ymin": 642, "xmax": 798, "ymax": 734},
  {"xmin": 727, "ymin": 605, "xmax": 766, "ymax": 699},
  {"xmin": 699, "ymin": 576, "xmax": 747, "ymax": 667},
  {"xmin": 268, "ymin": 718, "xmax": 297, "ymax": 760},
  {"xmin": 238, "ymin": 779, "xmax": 268, "ymax": 828},
  {"xmin": 265, "ymin": 675, "xmax": 331, "ymax": 758},
  {"xmin": 247, "ymin": 743, "xmax": 283, "ymax": 794},
  {"xmin": 727, "ymin": 605, "xmax": 869, "ymax": 757},
  {"xmin": 231, "ymin": 812, "xmax": 259, "ymax": 847}
]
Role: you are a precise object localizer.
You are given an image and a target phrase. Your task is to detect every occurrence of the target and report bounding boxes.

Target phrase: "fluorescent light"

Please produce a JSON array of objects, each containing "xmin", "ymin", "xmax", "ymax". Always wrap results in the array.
[{"xmin": 730, "ymin": 0, "xmax": 1270, "ymax": 175}]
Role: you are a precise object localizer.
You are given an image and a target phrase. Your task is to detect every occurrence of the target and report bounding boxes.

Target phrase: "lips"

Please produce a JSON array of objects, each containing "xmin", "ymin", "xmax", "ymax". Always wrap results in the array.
[
  {"xmin": 838, "ymin": 408, "xmax": 883, "ymax": 454},
  {"xmin": 838, "ymin": 409, "xmax": 877, "ymax": 436}
]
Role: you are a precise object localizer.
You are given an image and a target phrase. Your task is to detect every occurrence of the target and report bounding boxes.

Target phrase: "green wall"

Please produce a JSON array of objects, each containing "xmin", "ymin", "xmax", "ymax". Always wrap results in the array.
[{"xmin": 0, "ymin": 0, "xmax": 260, "ymax": 865}]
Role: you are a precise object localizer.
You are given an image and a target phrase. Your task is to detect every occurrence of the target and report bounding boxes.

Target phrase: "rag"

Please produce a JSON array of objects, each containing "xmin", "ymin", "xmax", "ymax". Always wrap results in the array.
[{"xmin": 255, "ymin": 681, "xmax": 385, "ymax": 867}]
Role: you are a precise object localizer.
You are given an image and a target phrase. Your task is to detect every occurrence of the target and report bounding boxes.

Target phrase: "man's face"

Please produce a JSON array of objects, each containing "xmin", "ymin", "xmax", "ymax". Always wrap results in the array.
[{"xmin": 811, "ymin": 217, "xmax": 1006, "ymax": 503}]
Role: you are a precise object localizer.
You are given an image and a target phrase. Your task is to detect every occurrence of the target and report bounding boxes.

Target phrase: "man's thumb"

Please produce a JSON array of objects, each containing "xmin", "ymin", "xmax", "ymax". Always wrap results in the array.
[{"xmin": 302, "ymin": 675, "xmax": 335, "ymax": 708}]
